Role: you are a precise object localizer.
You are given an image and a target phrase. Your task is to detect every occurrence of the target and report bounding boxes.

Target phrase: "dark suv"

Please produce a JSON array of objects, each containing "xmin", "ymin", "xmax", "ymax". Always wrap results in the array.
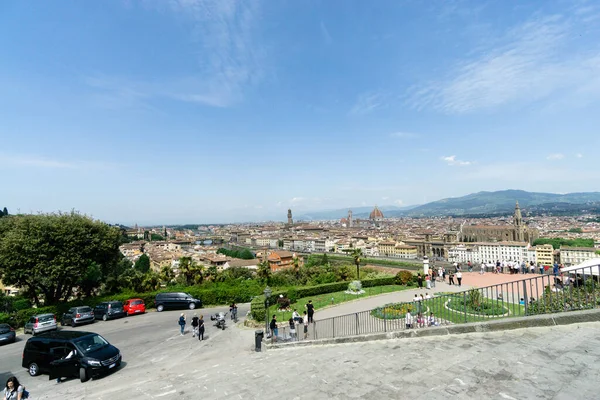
[
  {"xmin": 22, "ymin": 330, "xmax": 121, "ymax": 382},
  {"xmin": 61, "ymin": 306, "xmax": 95, "ymax": 327},
  {"xmin": 154, "ymin": 292, "xmax": 202, "ymax": 312},
  {"xmin": 94, "ymin": 301, "xmax": 126, "ymax": 321}
]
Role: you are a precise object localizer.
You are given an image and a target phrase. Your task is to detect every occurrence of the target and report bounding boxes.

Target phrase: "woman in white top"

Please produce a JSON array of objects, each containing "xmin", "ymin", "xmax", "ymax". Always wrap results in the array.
[
  {"xmin": 3, "ymin": 376, "xmax": 24, "ymax": 400},
  {"xmin": 405, "ymin": 311, "xmax": 413, "ymax": 329}
]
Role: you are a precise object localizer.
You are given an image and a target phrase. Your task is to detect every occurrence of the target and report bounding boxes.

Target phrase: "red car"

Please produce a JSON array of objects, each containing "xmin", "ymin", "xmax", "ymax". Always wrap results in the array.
[{"xmin": 123, "ymin": 298, "xmax": 146, "ymax": 316}]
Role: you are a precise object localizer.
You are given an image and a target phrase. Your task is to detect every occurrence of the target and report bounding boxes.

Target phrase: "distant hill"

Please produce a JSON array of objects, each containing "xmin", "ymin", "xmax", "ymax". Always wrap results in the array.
[{"xmin": 401, "ymin": 190, "xmax": 600, "ymax": 217}]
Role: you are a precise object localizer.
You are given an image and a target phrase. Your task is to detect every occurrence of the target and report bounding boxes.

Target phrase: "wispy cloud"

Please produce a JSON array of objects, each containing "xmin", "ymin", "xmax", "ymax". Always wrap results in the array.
[
  {"xmin": 441, "ymin": 155, "xmax": 472, "ymax": 166},
  {"xmin": 389, "ymin": 131, "xmax": 419, "ymax": 138},
  {"xmin": 320, "ymin": 21, "xmax": 333, "ymax": 45},
  {"xmin": 576, "ymin": 153, "xmax": 584, "ymax": 158},
  {"xmin": 409, "ymin": 12, "xmax": 600, "ymax": 113},
  {"xmin": 0, "ymin": 154, "xmax": 115, "ymax": 170},
  {"xmin": 350, "ymin": 92, "xmax": 385, "ymax": 115},
  {"xmin": 547, "ymin": 153, "xmax": 565, "ymax": 160}
]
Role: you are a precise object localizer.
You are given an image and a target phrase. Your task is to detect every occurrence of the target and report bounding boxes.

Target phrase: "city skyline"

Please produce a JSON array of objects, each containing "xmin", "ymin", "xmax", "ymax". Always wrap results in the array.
[{"xmin": 2, "ymin": 0, "xmax": 600, "ymax": 224}]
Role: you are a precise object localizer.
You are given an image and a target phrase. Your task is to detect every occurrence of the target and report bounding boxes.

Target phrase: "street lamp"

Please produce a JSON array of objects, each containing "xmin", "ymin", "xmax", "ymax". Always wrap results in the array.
[{"xmin": 263, "ymin": 286, "xmax": 272, "ymax": 336}]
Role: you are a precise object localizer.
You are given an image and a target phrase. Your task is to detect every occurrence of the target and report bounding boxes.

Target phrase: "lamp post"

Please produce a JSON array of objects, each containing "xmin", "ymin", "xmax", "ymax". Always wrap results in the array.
[{"xmin": 264, "ymin": 286, "xmax": 272, "ymax": 336}]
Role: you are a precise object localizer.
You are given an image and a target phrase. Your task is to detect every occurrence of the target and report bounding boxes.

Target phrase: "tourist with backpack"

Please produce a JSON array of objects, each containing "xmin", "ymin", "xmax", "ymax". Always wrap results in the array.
[
  {"xmin": 3, "ymin": 376, "xmax": 28, "ymax": 400},
  {"xmin": 191, "ymin": 314, "xmax": 199, "ymax": 337},
  {"xmin": 178, "ymin": 313, "xmax": 186, "ymax": 336}
]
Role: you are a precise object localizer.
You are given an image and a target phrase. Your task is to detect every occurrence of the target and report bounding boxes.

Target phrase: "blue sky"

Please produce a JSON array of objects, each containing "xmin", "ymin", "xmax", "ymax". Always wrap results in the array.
[{"xmin": 1, "ymin": 0, "xmax": 599, "ymax": 224}]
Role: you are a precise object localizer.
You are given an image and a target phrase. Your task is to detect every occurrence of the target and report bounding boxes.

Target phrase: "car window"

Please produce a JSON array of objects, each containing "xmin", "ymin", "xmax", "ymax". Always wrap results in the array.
[
  {"xmin": 67, "ymin": 308, "xmax": 75, "ymax": 314},
  {"xmin": 73, "ymin": 334, "xmax": 109, "ymax": 355},
  {"xmin": 79, "ymin": 307, "xmax": 92, "ymax": 313},
  {"xmin": 28, "ymin": 317, "xmax": 36, "ymax": 323},
  {"xmin": 39, "ymin": 315, "xmax": 54, "ymax": 323},
  {"xmin": 27, "ymin": 340, "xmax": 48, "ymax": 352},
  {"xmin": 132, "ymin": 300, "xmax": 142, "ymax": 305}
]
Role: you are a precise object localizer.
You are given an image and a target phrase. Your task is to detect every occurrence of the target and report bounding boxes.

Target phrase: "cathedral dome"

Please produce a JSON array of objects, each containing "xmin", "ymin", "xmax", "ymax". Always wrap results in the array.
[
  {"xmin": 369, "ymin": 206, "xmax": 384, "ymax": 220},
  {"xmin": 340, "ymin": 217, "xmax": 348, "ymax": 224}
]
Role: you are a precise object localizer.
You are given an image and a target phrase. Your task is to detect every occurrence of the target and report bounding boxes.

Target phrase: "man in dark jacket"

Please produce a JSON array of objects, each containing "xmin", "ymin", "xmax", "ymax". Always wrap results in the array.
[{"xmin": 269, "ymin": 315, "xmax": 278, "ymax": 342}]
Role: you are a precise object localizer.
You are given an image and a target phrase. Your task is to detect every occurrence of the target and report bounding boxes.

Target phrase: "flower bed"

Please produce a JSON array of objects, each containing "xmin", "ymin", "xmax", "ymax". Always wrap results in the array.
[
  {"xmin": 445, "ymin": 295, "xmax": 509, "ymax": 316},
  {"xmin": 371, "ymin": 303, "xmax": 414, "ymax": 319}
]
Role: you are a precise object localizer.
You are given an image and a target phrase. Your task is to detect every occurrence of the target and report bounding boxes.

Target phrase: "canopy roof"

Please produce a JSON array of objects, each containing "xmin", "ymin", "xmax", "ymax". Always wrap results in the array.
[{"xmin": 562, "ymin": 258, "xmax": 600, "ymax": 276}]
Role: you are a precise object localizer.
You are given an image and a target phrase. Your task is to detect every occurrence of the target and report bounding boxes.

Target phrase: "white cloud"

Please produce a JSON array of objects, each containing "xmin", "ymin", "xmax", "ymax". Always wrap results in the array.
[
  {"xmin": 576, "ymin": 153, "xmax": 584, "ymax": 158},
  {"xmin": 382, "ymin": 196, "xmax": 390, "ymax": 200},
  {"xmin": 389, "ymin": 131, "xmax": 419, "ymax": 138},
  {"xmin": 441, "ymin": 155, "xmax": 472, "ymax": 166},
  {"xmin": 350, "ymin": 92, "xmax": 385, "ymax": 115},
  {"xmin": 547, "ymin": 153, "xmax": 565, "ymax": 160},
  {"xmin": 394, "ymin": 199, "xmax": 404, "ymax": 206},
  {"xmin": 290, "ymin": 197, "xmax": 305, "ymax": 204},
  {"xmin": 409, "ymin": 12, "xmax": 600, "ymax": 113}
]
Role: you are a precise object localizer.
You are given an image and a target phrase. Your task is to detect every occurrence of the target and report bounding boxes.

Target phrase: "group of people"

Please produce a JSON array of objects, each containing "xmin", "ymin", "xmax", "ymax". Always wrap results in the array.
[
  {"xmin": 416, "ymin": 265, "xmax": 464, "ymax": 289},
  {"xmin": 270, "ymin": 300, "xmax": 315, "ymax": 342},
  {"xmin": 178, "ymin": 312, "xmax": 205, "ymax": 340},
  {"xmin": 405, "ymin": 311, "xmax": 439, "ymax": 329}
]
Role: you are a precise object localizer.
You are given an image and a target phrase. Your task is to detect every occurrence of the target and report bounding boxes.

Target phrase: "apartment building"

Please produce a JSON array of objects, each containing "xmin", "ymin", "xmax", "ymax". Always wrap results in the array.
[
  {"xmin": 560, "ymin": 246, "xmax": 598, "ymax": 266},
  {"xmin": 535, "ymin": 244, "xmax": 554, "ymax": 266}
]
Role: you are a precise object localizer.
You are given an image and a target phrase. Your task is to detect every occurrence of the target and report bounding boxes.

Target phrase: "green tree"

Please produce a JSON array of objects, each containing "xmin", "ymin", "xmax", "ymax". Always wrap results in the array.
[
  {"xmin": 2, "ymin": 207, "xmax": 7, "ymax": 217},
  {"xmin": 257, "ymin": 260, "xmax": 271, "ymax": 284},
  {"xmin": 350, "ymin": 248, "xmax": 363, "ymax": 280},
  {"xmin": 321, "ymin": 253, "xmax": 329, "ymax": 266},
  {"xmin": 134, "ymin": 254, "xmax": 151, "ymax": 273},
  {"xmin": 278, "ymin": 239, "xmax": 284, "ymax": 248},
  {"xmin": 239, "ymin": 249, "xmax": 255, "ymax": 259},
  {"xmin": 178, "ymin": 256, "xmax": 204, "ymax": 285},
  {"xmin": 292, "ymin": 256, "xmax": 301, "ymax": 280},
  {"xmin": 0, "ymin": 212, "xmax": 121, "ymax": 305},
  {"xmin": 159, "ymin": 265, "xmax": 175, "ymax": 286},
  {"xmin": 150, "ymin": 233, "xmax": 165, "ymax": 241}
]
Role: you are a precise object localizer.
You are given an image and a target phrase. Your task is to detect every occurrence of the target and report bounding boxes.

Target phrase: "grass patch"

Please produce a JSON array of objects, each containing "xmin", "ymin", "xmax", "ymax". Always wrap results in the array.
[{"xmin": 266, "ymin": 285, "xmax": 410, "ymax": 322}]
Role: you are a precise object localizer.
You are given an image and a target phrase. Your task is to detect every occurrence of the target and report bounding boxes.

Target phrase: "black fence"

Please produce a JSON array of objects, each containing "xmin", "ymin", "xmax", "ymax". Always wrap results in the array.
[{"xmin": 268, "ymin": 264, "xmax": 600, "ymax": 343}]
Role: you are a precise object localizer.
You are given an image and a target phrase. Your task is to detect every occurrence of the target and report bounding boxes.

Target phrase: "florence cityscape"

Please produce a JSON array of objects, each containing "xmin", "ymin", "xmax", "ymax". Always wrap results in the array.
[{"xmin": 1, "ymin": 1, "xmax": 600, "ymax": 399}]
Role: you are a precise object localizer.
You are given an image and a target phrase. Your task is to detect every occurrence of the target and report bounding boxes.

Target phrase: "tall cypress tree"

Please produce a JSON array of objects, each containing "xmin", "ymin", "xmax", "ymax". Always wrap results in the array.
[{"xmin": 2, "ymin": 207, "xmax": 7, "ymax": 216}]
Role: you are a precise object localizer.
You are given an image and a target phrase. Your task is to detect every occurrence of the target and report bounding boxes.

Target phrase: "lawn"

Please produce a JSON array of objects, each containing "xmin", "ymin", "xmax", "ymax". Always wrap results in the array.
[{"xmin": 267, "ymin": 285, "xmax": 410, "ymax": 322}]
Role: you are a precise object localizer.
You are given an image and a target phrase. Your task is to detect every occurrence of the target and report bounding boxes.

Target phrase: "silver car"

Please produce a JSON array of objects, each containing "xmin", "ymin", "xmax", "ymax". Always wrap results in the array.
[{"xmin": 24, "ymin": 313, "xmax": 58, "ymax": 335}]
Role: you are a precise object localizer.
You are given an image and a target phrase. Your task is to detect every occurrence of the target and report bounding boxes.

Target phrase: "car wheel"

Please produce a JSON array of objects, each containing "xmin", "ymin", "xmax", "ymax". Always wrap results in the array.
[
  {"xmin": 60, "ymin": 319, "xmax": 65, "ymax": 327},
  {"xmin": 157, "ymin": 305, "xmax": 164, "ymax": 312},
  {"xmin": 71, "ymin": 320, "xmax": 76, "ymax": 328},
  {"xmin": 188, "ymin": 303, "xmax": 196, "ymax": 310},
  {"xmin": 31, "ymin": 330, "xmax": 36, "ymax": 336},
  {"xmin": 222, "ymin": 324, "xmax": 225, "ymax": 330},
  {"xmin": 102, "ymin": 314, "xmax": 108, "ymax": 321},
  {"xmin": 28, "ymin": 362, "xmax": 40, "ymax": 377},
  {"xmin": 79, "ymin": 367, "xmax": 89, "ymax": 383}
]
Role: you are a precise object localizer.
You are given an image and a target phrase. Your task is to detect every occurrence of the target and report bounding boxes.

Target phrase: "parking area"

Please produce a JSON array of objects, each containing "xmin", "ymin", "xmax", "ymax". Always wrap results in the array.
[{"xmin": 0, "ymin": 303, "xmax": 253, "ymax": 399}]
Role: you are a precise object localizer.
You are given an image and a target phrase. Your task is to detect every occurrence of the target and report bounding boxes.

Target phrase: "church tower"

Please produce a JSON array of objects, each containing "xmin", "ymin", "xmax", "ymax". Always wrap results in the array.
[
  {"xmin": 348, "ymin": 210, "xmax": 353, "ymax": 228},
  {"xmin": 513, "ymin": 201, "xmax": 524, "ymax": 242},
  {"xmin": 287, "ymin": 209, "xmax": 293, "ymax": 225}
]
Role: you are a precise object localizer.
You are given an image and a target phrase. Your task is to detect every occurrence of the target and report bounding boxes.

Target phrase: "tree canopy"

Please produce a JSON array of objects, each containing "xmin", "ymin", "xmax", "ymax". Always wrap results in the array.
[
  {"xmin": 533, "ymin": 237, "xmax": 595, "ymax": 249},
  {"xmin": 0, "ymin": 212, "xmax": 122, "ymax": 305},
  {"xmin": 134, "ymin": 254, "xmax": 151, "ymax": 273},
  {"xmin": 217, "ymin": 247, "xmax": 255, "ymax": 259}
]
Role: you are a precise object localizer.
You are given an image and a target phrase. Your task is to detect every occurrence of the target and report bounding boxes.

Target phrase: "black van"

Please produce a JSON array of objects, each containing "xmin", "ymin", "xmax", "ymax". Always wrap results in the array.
[
  {"xmin": 22, "ymin": 330, "xmax": 121, "ymax": 382},
  {"xmin": 154, "ymin": 292, "xmax": 202, "ymax": 312}
]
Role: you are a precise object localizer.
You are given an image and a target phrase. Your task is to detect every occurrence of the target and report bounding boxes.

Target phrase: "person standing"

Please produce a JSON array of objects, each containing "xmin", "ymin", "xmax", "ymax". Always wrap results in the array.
[
  {"xmin": 480, "ymin": 262, "xmax": 486, "ymax": 275},
  {"xmin": 52, "ymin": 347, "xmax": 76, "ymax": 383},
  {"xmin": 417, "ymin": 273, "xmax": 423, "ymax": 289},
  {"xmin": 178, "ymin": 313, "xmax": 186, "ymax": 336},
  {"xmin": 270, "ymin": 315, "xmax": 278, "ymax": 342},
  {"xmin": 191, "ymin": 314, "xmax": 199, "ymax": 337},
  {"xmin": 448, "ymin": 271, "xmax": 455, "ymax": 285},
  {"xmin": 431, "ymin": 270, "xmax": 437, "ymax": 288},
  {"xmin": 425, "ymin": 274, "xmax": 431, "ymax": 289},
  {"xmin": 292, "ymin": 309, "xmax": 302, "ymax": 324},
  {"xmin": 198, "ymin": 315, "xmax": 205, "ymax": 341},
  {"xmin": 306, "ymin": 300, "xmax": 315, "ymax": 323},
  {"xmin": 302, "ymin": 311, "xmax": 309, "ymax": 339},
  {"xmin": 405, "ymin": 310, "xmax": 413, "ymax": 329},
  {"xmin": 468, "ymin": 261, "xmax": 472, "ymax": 272},
  {"xmin": 288, "ymin": 318, "xmax": 296, "ymax": 340},
  {"xmin": 456, "ymin": 271, "xmax": 462, "ymax": 287},
  {"xmin": 3, "ymin": 377, "xmax": 26, "ymax": 400}
]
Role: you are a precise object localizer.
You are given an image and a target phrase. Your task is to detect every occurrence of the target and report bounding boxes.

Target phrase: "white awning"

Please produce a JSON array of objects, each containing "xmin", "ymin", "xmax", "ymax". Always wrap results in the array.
[{"xmin": 561, "ymin": 258, "xmax": 600, "ymax": 276}]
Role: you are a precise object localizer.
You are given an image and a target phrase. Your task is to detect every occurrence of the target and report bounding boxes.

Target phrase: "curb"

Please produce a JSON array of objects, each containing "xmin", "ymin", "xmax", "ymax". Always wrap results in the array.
[{"xmin": 265, "ymin": 308, "xmax": 600, "ymax": 349}]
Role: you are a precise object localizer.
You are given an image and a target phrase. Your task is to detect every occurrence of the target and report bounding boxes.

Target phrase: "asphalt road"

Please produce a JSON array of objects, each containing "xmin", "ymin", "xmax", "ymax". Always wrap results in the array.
[{"xmin": 0, "ymin": 303, "xmax": 252, "ymax": 399}]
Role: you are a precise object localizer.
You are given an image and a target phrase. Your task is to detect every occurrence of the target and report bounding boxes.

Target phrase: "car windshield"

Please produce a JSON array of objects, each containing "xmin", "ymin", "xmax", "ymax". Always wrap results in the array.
[
  {"xmin": 79, "ymin": 307, "xmax": 92, "ymax": 313},
  {"xmin": 0, "ymin": 324, "xmax": 11, "ymax": 334},
  {"xmin": 73, "ymin": 334, "xmax": 109, "ymax": 355},
  {"xmin": 38, "ymin": 315, "xmax": 54, "ymax": 323}
]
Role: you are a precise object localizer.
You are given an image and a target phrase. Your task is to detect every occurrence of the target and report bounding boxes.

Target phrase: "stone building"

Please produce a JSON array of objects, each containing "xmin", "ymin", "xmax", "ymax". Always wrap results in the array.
[{"xmin": 459, "ymin": 202, "xmax": 539, "ymax": 244}]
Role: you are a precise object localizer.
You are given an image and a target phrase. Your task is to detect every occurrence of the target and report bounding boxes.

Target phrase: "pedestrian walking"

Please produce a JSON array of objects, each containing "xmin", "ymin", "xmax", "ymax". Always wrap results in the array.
[
  {"xmin": 438, "ymin": 267, "xmax": 443, "ymax": 282},
  {"xmin": 431, "ymin": 270, "xmax": 437, "ymax": 288},
  {"xmin": 270, "ymin": 315, "xmax": 278, "ymax": 342},
  {"xmin": 198, "ymin": 315, "xmax": 205, "ymax": 340},
  {"xmin": 417, "ymin": 273, "xmax": 423, "ymax": 289},
  {"xmin": 448, "ymin": 271, "xmax": 455, "ymax": 285},
  {"xmin": 191, "ymin": 313, "xmax": 199, "ymax": 337},
  {"xmin": 303, "ymin": 311, "xmax": 309, "ymax": 339},
  {"xmin": 178, "ymin": 313, "xmax": 186, "ymax": 336},
  {"xmin": 306, "ymin": 300, "xmax": 315, "ymax": 323},
  {"xmin": 480, "ymin": 262, "xmax": 485, "ymax": 275},
  {"xmin": 425, "ymin": 274, "xmax": 431, "ymax": 289},
  {"xmin": 456, "ymin": 271, "xmax": 462, "ymax": 287},
  {"xmin": 468, "ymin": 261, "xmax": 472, "ymax": 272},
  {"xmin": 3, "ymin": 376, "xmax": 27, "ymax": 400}
]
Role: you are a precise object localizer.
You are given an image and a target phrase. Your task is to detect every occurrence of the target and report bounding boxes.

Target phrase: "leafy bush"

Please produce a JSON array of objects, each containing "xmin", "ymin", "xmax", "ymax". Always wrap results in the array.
[
  {"xmin": 251, "ymin": 295, "xmax": 266, "ymax": 322},
  {"xmin": 395, "ymin": 271, "xmax": 414, "ymax": 285}
]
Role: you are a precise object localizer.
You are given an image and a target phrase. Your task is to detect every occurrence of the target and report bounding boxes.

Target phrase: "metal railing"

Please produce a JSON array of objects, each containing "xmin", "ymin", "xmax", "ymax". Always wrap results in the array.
[{"xmin": 267, "ymin": 264, "xmax": 600, "ymax": 343}]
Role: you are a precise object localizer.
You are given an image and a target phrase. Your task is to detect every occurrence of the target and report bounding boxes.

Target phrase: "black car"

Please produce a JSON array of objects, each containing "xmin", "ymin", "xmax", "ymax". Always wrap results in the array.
[
  {"xmin": 61, "ymin": 306, "xmax": 95, "ymax": 327},
  {"xmin": 22, "ymin": 330, "xmax": 121, "ymax": 382},
  {"xmin": 94, "ymin": 301, "xmax": 126, "ymax": 321},
  {"xmin": 154, "ymin": 292, "xmax": 202, "ymax": 312},
  {"xmin": 0, "ymin": 323, "xmax": 16, "ymax": 345}
]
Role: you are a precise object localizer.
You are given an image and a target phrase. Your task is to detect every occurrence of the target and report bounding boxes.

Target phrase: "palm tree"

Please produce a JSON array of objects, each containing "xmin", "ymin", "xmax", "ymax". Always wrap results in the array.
[
  {"xmin": 351, "ymin": 248, "xmax": 363, "ymax": 280},
  {"xmin": 257, "ymin": 260, "xmax": 271, "ymax": 284},
  {"xmin": 159, "ymin": 265, "xmax": 175, "ymax": 286}
]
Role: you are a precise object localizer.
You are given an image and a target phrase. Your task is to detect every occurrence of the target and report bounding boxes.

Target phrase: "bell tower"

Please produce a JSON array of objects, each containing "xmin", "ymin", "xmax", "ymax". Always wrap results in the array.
[
  {"xmin": 513, "ymin": 201, "xmax": 524, "ymax": 242},
  {"xmin": 287, "ymin": 209, "xmax": 293, "ymax": 225},
  {"xmin": 348, "ymin": 210, "xmax": 353, "ymax": 228}
]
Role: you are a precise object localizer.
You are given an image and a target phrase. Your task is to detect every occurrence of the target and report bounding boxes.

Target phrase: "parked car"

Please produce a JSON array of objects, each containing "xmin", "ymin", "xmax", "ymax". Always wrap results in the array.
[
  {"xmin": 154, "ymin": 292, "xmax": 202, "ymax": 312},
  {"xmin": 94, "ymin": 301, "xmax": 126, "ymax": 321},
  {"xmin": 0, "ymin": 323, "xmax": 16, "ymax": 344},
  {"xmin": 22, "ymin": 330, "xmax": 121, "ymax": 382},
  {"xmin": 61, "ymin": 306, "xmax": 95, "ymax": 327},
  {"xmin": 123, "ymin": 298, "xmax": 146, "ymax": 316},
  {"xmin": 24, "ymin": 313, "xmax": 58, "ymax": 335}
]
